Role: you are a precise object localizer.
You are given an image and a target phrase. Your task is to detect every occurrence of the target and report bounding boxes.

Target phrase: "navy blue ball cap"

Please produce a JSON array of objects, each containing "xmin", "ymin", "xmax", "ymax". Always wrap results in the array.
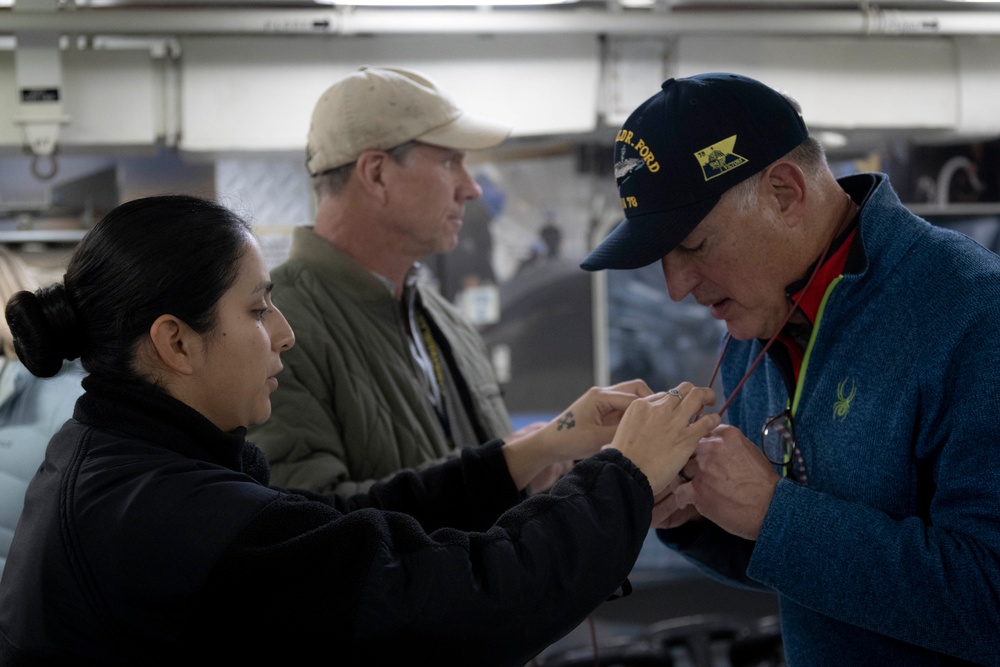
[{"xmin": 581, "ymin": 72, "xmax": 809, "ymax": 271}]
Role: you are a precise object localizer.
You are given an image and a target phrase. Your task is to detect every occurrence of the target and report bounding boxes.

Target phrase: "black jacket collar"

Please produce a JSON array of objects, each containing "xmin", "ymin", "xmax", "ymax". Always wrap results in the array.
[{"xmin": 75, "ymin": 374, "xmax": 269, "ymax": 483}]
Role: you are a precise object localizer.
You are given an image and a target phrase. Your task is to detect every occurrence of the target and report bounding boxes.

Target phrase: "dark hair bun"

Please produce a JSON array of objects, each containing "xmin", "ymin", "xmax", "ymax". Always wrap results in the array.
[{"xmin": 6, "ymin": 285, "xmax": 83, "ymax": 378}]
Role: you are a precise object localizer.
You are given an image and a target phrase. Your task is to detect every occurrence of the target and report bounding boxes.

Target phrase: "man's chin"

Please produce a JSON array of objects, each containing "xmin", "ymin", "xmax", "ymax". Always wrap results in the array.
[{"xmin": 724, "ymin": 321, "xmax": 769, "ymax": 342}]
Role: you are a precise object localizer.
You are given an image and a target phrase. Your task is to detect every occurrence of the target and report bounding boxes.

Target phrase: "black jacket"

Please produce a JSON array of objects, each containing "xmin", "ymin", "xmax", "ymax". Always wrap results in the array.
[{"xmin": 0, "ymin": 376, "xmax": 652, "ymax": 666}]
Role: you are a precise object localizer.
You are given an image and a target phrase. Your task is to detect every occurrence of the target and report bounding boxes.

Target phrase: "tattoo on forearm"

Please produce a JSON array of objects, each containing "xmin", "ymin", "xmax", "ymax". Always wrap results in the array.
[{"xmin": 557, "ymin": 411, "xmax": 576, "ymax": 430}]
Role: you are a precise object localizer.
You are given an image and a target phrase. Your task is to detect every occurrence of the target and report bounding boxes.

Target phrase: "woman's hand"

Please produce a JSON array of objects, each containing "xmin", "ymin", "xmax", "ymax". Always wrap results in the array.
[
  {"xmin": 607, "ymin": 382, "xmax": 720, "ymax": 496},
  {"xmin": 535, "ymin": 378, "xmax": 655, "ymax": 461},
  {"xmin": 501, "ymin": 378, "xmax": 652, "ymax": 491}
]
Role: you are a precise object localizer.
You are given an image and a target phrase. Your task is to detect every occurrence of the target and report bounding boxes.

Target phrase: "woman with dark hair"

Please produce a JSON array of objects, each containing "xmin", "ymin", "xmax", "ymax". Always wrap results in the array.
[{"xmin": 0, "ymin": 194, "xmax": 718, "ymax": 666}]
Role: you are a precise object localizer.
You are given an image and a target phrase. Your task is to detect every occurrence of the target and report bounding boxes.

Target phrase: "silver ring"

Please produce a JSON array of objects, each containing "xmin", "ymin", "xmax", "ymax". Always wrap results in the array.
[
  {"xmin": 678, "ymin": 469, "xmax": 693, "ymax": 483},
  {"xmin": 666, "ymin": 388, "xmax": 682, "ymax": 399}
]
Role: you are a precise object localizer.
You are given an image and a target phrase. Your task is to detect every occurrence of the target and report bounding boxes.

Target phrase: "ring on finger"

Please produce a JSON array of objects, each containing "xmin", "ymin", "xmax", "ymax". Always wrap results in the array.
[{"xmin": 666, "ymin": 388, "xmax": 683, "ymax": 400}]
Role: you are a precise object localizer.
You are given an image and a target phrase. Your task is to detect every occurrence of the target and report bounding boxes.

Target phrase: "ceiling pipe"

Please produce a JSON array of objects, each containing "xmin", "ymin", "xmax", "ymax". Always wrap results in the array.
[{"xmin": 2, "ymin": 7, "xmax": 1000, "ymax": 37}]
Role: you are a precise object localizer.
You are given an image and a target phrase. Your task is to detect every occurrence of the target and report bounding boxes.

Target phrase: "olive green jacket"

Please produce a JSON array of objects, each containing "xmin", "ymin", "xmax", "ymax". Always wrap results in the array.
[{"xmin": 249, "ymin": 227, "xmax": 512, "ymax": 496}]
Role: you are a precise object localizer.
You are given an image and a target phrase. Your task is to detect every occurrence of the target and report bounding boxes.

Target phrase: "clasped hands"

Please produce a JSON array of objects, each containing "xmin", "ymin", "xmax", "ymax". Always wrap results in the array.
[
  {"xmin": 591, "ymin": 380, "xmax": 782, "ymax": 541},
  {"xmin": 502, "ymin": 378, "xmax": 717, "ymax": 495},
  {"xmin": 504, "ymin": 378, "xmax": 780, "ymax": 541},
  {"xmin": 652, "ymin": 423, "xmax": 781, "ymax": 541}
]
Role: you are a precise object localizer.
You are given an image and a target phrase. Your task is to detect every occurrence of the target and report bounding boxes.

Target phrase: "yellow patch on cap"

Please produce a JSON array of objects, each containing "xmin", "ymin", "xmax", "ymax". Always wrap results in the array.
[{"xmin": 694, "ymin": 135, "xmax": 748, "ymax": 181}]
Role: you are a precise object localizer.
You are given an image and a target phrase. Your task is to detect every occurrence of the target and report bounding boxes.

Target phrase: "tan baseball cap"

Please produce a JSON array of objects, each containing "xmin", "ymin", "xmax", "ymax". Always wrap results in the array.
[{"xmin": 306, "ymin": 66, "xmax": 513, "ymax": 176}]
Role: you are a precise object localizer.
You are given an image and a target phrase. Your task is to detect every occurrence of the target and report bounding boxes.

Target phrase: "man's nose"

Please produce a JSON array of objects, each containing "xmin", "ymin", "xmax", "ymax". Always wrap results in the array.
[{"xmin": 661, "ymin": 254, "xmax": 697, "ymax": 303}]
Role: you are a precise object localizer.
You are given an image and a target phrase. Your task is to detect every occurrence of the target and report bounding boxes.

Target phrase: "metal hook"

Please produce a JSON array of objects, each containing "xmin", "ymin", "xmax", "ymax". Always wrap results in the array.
[{"xmin": 30, "ymin": 152, "xmax": 58, "ymax": 180}]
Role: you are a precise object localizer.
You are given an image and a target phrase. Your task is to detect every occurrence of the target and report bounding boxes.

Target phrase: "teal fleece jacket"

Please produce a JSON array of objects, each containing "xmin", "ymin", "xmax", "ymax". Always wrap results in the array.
[{"xmin": 660, "ymin": 174, "xmax": 1000, "ymax": 666}]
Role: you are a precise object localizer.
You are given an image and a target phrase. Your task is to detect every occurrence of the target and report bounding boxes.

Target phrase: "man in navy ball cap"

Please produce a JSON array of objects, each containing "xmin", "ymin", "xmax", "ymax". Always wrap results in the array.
[
  {"xmin": 584, "ymin": 72, "xmax": 1000, "ymax": 665},
  {"xmin": 582, "ymin": 72, "xmax": 808, "ymax": 273}
]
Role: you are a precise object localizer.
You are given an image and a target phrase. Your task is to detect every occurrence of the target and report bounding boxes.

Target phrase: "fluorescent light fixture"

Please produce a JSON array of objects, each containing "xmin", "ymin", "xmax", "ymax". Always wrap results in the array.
[
  {"xmin": 815, "ymin": 130, "xmax": 848, "ymax": 150},
  {"xmin": 315, "ymin": 0, "xmax": 577, "ymax": 5}
]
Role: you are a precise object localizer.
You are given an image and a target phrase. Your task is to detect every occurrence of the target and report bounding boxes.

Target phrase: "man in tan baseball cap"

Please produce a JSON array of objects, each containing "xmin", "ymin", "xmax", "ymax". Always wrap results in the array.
[
  {"xmin": 305, "ymin": 66, "xmax": 511, "ymax": 177},
  {"xmin": 250, "ymin": 66, "xmax": 521, "ymax": 497}
]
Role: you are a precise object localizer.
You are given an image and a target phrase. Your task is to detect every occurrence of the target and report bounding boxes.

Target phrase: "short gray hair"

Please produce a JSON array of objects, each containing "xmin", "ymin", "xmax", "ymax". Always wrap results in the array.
[
  {"xmin": 724, "ymin": 136, "xmax": 828, "ymax": 213},
  {"xmin": 311, "ymin": 140, "xmax": 423, "ymax": 200}
]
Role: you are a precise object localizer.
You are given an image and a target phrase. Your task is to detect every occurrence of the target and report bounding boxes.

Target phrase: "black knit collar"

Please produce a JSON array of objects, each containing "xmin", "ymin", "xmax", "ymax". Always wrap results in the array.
[{"xmin": 74, "ymin": 374, "xmax": 268, "ymax": 482}]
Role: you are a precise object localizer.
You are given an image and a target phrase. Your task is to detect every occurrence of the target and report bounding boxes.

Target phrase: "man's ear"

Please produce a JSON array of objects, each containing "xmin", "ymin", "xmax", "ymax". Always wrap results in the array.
[
  {"xmin": 354, "ymin": 150, "xmax": 391, "ymax": 202},
  {"xmin": 148, "ymin": 314, "xmax": 199, "ymax": 375},
  {"xmin": 765, "ymin": 161, "xmax": 807, "ymax": 228}
]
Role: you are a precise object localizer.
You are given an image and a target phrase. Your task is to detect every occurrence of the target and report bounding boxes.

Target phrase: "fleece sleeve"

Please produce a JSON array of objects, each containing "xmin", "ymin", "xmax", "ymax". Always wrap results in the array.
[{"xmin": 203, "ymin": 450, "xmax": 652, "ymax": 666}]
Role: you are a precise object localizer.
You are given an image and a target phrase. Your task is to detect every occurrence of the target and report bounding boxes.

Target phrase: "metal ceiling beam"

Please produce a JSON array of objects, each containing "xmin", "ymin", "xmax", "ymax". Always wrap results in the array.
[{"xmin": 2, "ymin": 6, "xmax": 1000, "ymax": 36}]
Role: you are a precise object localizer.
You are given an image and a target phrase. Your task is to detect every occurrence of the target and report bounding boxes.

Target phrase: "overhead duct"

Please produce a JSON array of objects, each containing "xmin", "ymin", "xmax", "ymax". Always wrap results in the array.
[
  {"xmin": 3, "ymin": 5, "xmax": 1000, "ymax": 38},
  {"xmin": 2, "ymin": 3, "xmax": 1000, "ymax": 154},
  {"xmin": 603, "ymin": 33, "xmax": 1000, "ymax": 149}
]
